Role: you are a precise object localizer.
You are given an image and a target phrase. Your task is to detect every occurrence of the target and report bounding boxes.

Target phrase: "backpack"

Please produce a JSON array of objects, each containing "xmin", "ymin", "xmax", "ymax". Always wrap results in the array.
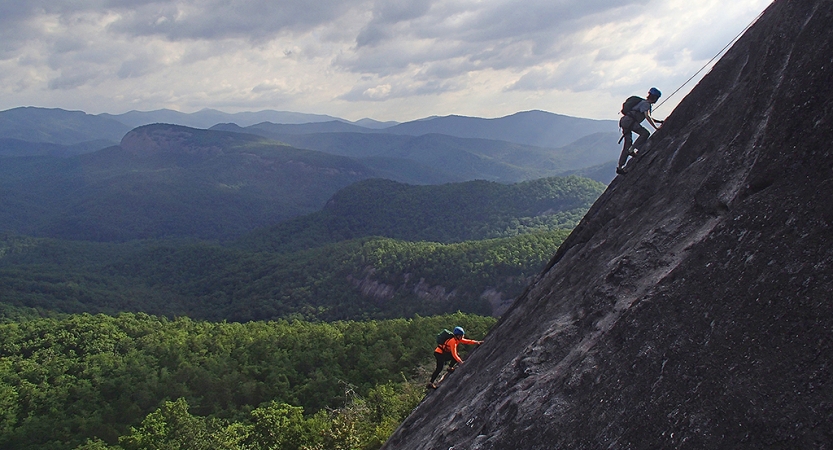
[
  {"xmin": 621, "ymin": 96, "xmax": 644, "ymax": 115},
  {"xmin": 436, "ymin": 329, "xmax": 455, "ymax": 346}
]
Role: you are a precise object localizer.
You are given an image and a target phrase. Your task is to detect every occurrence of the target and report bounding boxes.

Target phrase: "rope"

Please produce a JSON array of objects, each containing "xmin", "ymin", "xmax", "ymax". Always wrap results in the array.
[{"xmin": 654, "ymin": 7, "xmax": 768, "ymax": 112}]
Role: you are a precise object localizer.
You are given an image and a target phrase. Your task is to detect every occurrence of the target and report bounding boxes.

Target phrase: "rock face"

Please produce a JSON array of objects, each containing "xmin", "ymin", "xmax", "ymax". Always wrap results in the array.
[
  {"xmin": 119, "ymin": 123, "xmax": 252, "ymax": 159},
  {"xmin": 383, "ymin": 0, "xmax": 833, "ymax": 448}
]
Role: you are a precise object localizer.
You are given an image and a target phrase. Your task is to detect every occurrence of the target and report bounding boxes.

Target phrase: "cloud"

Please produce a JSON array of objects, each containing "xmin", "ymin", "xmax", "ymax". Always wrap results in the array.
[
  {"xmin": 103, "ymin": 0, "xmax": 369, "ymax": 42},
  {"xmin": 0, "ymin": 0, "xmax": 773, "ymax": 120},
  {"xmin": 117, "ymin": 55, "xmax": 161, "ymax": 79},
  {"xmin": 0, "ymin": 0, "xmax": 363, "ymax": 43},
  {"xmin": 333, "ymin": 0, "xmax": 661, "ymax": 92}
]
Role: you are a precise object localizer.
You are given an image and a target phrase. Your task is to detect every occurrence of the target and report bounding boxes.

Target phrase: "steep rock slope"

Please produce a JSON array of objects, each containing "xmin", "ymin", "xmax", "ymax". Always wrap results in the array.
[{"xmin": 383, "ymin": 0, "xmax": 832, "ymax": 448}]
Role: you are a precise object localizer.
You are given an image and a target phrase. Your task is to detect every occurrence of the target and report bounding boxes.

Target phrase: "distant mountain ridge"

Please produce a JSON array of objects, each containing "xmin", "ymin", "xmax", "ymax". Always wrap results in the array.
[
  {"xmin": 0, "ymin": 106, "xmax": 131, "ymax": 145},
  {"xmin": 211, "ymin": 110, "xmax": 618, "ymax": 149},
  {"xmin": 212, "ymin": 123, "xmax": 619, "ymax": 183},
  {"xmin": 2, "ymin": 106, "xmax": 618, "ymax": 156},
  {"xmin": 98, "ymin": 109, "xmax": 618, "ymax": 149},
  {"xmin": 0, "ymin": 120, "xmax": 616, "ymax": 242},
  {"xmin": 1, "ymin": 106, "xmax": 622, "ymax": 190},
  {"xmin": 0, "ymin": 124, "xmax": 375, "ymax": 241},
  {"xmin": 99, "ymin": 108, "xmax": 352, "ymax": 129},
  {"xmin": 382, "ymin": 110, "xmax": 616, "ymax": 148}
]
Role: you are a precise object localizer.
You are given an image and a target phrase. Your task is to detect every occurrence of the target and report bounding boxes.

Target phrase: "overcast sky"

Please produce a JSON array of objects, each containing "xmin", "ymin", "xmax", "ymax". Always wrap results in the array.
[{"xmin": 0, "ymin": 0, "xmax": 771, "ymax": 122}]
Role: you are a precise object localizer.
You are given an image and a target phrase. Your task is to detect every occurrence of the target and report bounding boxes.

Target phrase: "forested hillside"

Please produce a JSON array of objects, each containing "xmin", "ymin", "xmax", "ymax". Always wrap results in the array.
[
  {"xmin": 0, "ymin": 312, "xmax": 495, "ymax": 449},
  {"xmin": 0, "ymin": 176, "xmax": 579, "ymax": 448},
  {"xmin": 0, "ymin": 175, "xmax": 599, "ymax": 320},
  {"xmin": 0, "ymin": 229, "xmax": 570, "ymax": 321},
  {"xmin": 238, "ymin": 176, "xmax": 603, "ymax": 253}
]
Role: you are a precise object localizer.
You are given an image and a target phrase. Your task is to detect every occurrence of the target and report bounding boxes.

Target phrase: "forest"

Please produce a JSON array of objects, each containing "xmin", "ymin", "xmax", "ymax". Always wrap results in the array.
[
  {"xmin": 1, "ymin": 175, "xmax": 601, "ymax": 321},
  {"xmin": 0, "ymin": 312, "xmax": 495, "ymax": 449},
  {"xmin": 0, "ymin": 172, "xmax": 602, "ymax": 449},
  {"xmin": 238, "ymin": 176, "xmax": 602, "ymax": 252},
  {"xmin": 1, "ymin": 229, "xmax": 571, "ymax": 321}
]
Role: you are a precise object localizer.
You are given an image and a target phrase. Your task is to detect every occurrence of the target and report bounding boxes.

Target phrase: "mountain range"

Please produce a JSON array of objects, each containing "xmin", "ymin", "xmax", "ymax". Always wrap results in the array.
[
  {"xmin": 99, "ymin": 108, "xmax": 391, "ymax": 129},
  {"xmin": 0, "ymin": 106, "xmax": 624, "ymax": 242},
  {"xmin": 0, "ymin": 107, "xmax": 621, "ymax": 183},
  {"xmin": 0, "ymin": 124, "xmax": 375, "ymax": 241},
  {"xmin": 0, "ymin": 107, "xmax": 131, "ymax": 144},
  {"xmin": 210, "ymin": 109, "xmax": 615, "ymax": 149}
]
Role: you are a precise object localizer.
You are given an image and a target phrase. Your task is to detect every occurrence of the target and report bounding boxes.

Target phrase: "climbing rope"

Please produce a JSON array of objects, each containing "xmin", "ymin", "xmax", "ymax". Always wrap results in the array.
[{"xmin": 654, "ymin": 7, "xmax": 769, "ymax": 112}]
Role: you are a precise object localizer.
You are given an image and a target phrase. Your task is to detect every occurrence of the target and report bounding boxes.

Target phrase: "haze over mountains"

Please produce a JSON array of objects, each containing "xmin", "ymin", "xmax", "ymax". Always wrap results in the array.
[
  {"xmin": 1, "ymin": 107, "xmax": 618, "ymax": 153},
  {"xmin": 0, "ymin": 107, "xmax": 622, "ymax": 241},
  {"xmin": 0, "ymin": 104, "xmax": 613, "ymax": 319}
]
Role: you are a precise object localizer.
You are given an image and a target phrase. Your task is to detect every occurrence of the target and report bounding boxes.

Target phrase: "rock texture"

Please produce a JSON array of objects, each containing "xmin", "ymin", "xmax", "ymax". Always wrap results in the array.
[{"xmin": 383, "ymin": 0, "xmax": 833, "ymax": 448}]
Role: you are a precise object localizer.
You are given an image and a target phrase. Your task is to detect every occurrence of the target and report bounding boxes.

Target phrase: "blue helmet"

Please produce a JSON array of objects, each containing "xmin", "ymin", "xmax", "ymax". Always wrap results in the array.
[
  {"xmin": 649, "ymin": 87, "xmax": 662, "ymax": 98},
  {"xmin": 453, "ymin": 326, "xmax": 465, "ymax": 336}
]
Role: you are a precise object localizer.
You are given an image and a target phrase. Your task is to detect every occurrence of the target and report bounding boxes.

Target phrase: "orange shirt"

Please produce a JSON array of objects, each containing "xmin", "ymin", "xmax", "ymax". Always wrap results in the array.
[{"xmin": 435, "ymin": 336, "xmax": 479, "ymax": 363}]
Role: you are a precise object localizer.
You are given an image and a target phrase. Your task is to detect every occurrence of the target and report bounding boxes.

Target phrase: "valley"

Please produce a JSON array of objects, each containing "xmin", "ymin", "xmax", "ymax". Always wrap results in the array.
[{"xmin": 0, "ymin": 107, "xmax": 613, "ymax": 449}]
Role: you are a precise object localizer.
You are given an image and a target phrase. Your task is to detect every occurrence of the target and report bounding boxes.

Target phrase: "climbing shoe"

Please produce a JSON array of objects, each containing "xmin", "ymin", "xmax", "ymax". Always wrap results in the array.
[{"xmin": 616, "ymin": 166, "xmax": 627, "ymax": 175}]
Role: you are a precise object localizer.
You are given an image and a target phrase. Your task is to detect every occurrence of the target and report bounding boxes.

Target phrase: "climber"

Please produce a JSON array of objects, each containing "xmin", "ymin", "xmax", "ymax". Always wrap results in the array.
[
  {"xmin": 617, "ymin": 87, "xmax": 664, "ymax": 174},
  {"xmin": 428, "ymin": 326, "xmax": 482, "ymax": 389}
]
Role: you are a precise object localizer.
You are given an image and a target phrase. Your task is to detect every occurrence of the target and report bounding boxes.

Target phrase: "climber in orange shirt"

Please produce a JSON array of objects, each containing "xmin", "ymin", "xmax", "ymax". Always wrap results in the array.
[{"xmin": 429, "ymin": 326, "xmax": 482, "ymax": 389}]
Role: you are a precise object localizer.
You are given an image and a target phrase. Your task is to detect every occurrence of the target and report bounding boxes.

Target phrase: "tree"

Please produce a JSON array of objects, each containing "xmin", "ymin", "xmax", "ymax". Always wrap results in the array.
[
  {"xmin": 245, "ymin": 401, "xmax": 319, "ymax": 450},
  {"xmin": 119, "ymin": 398, "xmax": 232, "ymax": 450}
]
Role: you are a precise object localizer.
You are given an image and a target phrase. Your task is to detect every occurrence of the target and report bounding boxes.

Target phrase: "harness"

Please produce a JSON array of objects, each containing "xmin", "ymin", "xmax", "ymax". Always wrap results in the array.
[
  {"xmin": 437, "ymin": 338, "xmax": 452, "ymax": 353},
  {"xmin": 618, "ymin": 113, "xmax": 641, "ymax": 143}
]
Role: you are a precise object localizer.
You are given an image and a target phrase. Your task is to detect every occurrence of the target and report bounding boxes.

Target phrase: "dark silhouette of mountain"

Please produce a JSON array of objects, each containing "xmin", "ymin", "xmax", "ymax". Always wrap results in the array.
[
  {"xmin": 0, "ymin": 124, "xmax": 374, "ymax": 241},
  {"xmin": 0, "ymin": 107, "xmax": 131, "ymax": 144},
  {"xmin": 383, "ymin": 0, "xmax": 833, "ymax": 448}
]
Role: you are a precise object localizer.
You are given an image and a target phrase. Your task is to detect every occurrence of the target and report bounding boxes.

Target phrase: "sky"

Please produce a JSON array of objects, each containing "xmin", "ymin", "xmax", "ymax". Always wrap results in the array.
[{"xmin": 0, "ymin": 0, "xmax": 772, "ymax": 123}]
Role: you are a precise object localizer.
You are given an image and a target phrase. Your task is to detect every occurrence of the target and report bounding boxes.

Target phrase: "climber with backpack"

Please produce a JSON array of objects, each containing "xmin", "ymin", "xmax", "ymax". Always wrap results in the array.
[
  {"xmin": 617, "ymin": 87, "xmax": 664, "ymax": 174},
  {"xmin": 428, "ymin": 326, "xmax": 482, "ymax": 389}
]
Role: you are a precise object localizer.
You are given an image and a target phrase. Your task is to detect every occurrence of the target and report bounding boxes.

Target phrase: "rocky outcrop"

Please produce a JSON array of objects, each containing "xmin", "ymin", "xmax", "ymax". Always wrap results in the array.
[
  {"xmin": 383, "ymin": 0, "xmax": 833, "ymax": 448},
  {"xmin": 347, "ymin": 269, "xmax": 396, "ymax": 302},
  {"xmin": 481, "ymin": 287, "xmax": 518, "ymax": 317},
  {"xmin": 120, "ymin": 124, "xmax": 227, "ymax": 158}
]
